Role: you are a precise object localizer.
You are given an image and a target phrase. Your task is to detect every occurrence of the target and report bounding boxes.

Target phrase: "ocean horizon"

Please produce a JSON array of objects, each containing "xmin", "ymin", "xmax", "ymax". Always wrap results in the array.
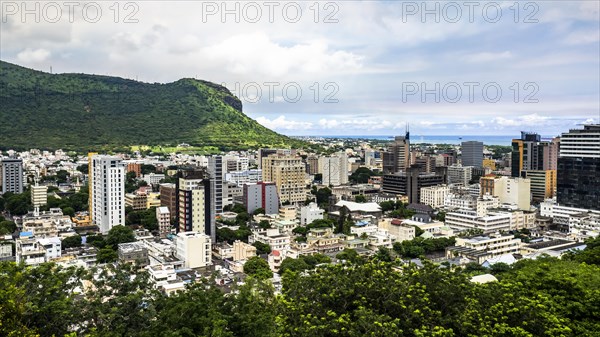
[{"xmin": 295, "ymin": 135, "xmax": 555, "ymax": 146}]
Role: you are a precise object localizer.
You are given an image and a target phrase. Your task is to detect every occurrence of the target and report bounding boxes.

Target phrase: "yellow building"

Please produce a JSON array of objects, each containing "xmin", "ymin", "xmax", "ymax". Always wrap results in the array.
[{"xmin": 482, "ymin": 159, "xmax": 496, "ymax": 171}]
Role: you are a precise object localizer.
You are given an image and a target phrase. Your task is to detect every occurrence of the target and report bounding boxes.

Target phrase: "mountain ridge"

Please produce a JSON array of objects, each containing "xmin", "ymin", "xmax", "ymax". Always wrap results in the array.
[{"xmin": 0, "ymin": 60, "xmax": 305, "ymax": 152}]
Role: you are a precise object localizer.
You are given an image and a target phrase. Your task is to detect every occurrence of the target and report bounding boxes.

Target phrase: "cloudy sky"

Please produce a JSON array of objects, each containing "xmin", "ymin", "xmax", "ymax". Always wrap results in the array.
[{"xmin": 1, "ymin": 0, "xmax": 598, "ymax": 137}]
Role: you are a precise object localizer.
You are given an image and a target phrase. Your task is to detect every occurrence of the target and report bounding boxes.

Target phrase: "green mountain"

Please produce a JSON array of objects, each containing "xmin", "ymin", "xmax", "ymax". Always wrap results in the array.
[{"xmin": 0, "ymin": 60, "xmax": 306, "ymax": 152}]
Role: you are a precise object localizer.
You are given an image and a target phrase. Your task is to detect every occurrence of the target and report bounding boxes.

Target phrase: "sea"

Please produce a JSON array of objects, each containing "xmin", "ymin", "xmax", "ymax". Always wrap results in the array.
[{"xmin": 301, "ymin": 135, "xmax": 530, "ymax": 146}]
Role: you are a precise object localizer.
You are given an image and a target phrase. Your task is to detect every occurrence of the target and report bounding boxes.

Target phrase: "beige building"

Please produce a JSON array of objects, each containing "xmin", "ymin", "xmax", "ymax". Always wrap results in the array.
[
  {"xmin": 125, "ymin": 192, "xmax": 148, "ymax": 210},
  {"xmin": 175, "ymin": 231, "xmax": 212, "ymax": 269},
  {"xmin": 420, "ymin": 185, "xmax": 449, "ymax": 208},
  {"xmin": 278, "ymin": 205, "xmax": 297, "ymax": 221},
  {"xmin": 31, "ymin": 185, "xmax": 48, "ymax": 208},
  {"xmin": 378, "ymin": 218, "xmax": 415, "ymax": 242},
  {"xmin": 480, "ymin": 176, "xmax": 531, "ymax": 210},
  {"xmin": 156, "ymin": 206, "xmax": 171, "ymax": 238},
  {"xmin": 262, "ymin": 155, "xmax": 306, "ymax": 204},
  {"xmin": 233, "ymin": 240, "xmax": 257, "ymax": 261}
]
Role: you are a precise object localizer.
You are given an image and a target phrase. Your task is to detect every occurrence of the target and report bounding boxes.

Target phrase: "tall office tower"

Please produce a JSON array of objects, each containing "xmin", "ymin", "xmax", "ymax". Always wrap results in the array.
[
  {"xmin": 257, "ymin": 149, "xmax": 277, "ymax": 169},
  {"xmin": 208, "ymin": 156, "xmax": 224, "ymax": 215},
  {"xmin": 90, "ymin": 155, "xmax": 125, "ymax": 234},
  {"xmin": 159, "ymin": 183, "xmax": 177, "ymax": 222},
  {"xmin": 262, "ymin": 154, "xmax": 306, "ymax": 204},
  {"xmin": 546, "ymin": 137, "xmax": 560, "ymax": 170},
  {"xmin": 522, "ymin": 170, "xmax": 556, "ymax": 202},
  {"xmin": 461, "ymin": 141, "xmax": 484, "ymax": 168},
  {"xmin": 176, "ymin": 169, "xmax": 214, "ymax": 241},
  {"xmin": 382, "ymin": 165, "xmax": 446, "ymax": 204},
  {"xmin": 243, "ymin": 182, "xmax": 280, "ymax": 215},
  {"xmin": 511, "ymin": 132, "xmax": 543, "ymax": 177},
  {"xmin": 1, "ymin": 157, "xmax": 23, "ymax": 193},
  {"xmin": 319, "ymin": 152, "xmax": 349, "ymax": 186},
  {"xmin": 557, "ymin": 124, "xmax": 600, "ymax": 210},
  {"xmin": 383, "ymin": 131, "xmax": 410, "ymax": 173},
  {"xmin": 414, "ymin": 155, "xmax": 437, "ymax": 173}
]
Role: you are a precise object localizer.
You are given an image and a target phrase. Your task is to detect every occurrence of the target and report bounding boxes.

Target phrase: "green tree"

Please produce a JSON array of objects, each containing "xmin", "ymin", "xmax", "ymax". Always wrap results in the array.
[
  {"xmin": 253, "ymin": 208, "xmax": 265, "ymax": 216},
  {"xmin": 354, "ymin": 194, "xmax": 367, "ymax": 203},
  {"xmin": 258, "ymin": 220, "xmax": 271, "ymax": 229},
  {"xmin": 0, "ymin": 220, "xmax": 17, "ymax": 235},
  {"xmin": 375, "ymin": 247, "xmax": 393, "ymax": 262},
  {"xmin": 62, "ymin": 235, "xmax": 82, "ymax": 249},
  {"xmin": 105, "ymin": 225, "xmax": 135, "ymax": 249},
  {"xmin": 279, "ymin": 257, "xmax": 310, "ymax": 274},
  {"xmin": 336, "ymin": 248, "xmax": 361, "ymax": 263},
  {"xmin": 379, "ymin": 200, "xmax": 395, "ymax": 212},
  {"xmin": 252, "ymin": 242, "xmax": 272, "ymax": 255},
  {"xmin": 86, "ymin": 234, "xmax": 106, "ymax": 248},
  {"xmin": 243, "ymin": 256, "xmax": 273, "ymax": 280},
  {"xmin": 96, "ymin": 247, "xmax": 118, "ymax": 263},
  {"xmin": 315, "ymin": 187, "xmax": 332, "ymax": 206}
]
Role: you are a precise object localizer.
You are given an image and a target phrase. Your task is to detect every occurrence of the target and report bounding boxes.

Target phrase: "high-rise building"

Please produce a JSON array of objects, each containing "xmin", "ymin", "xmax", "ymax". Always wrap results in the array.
[
  {"xmin": 461, "ymin": 141, "xmax": 484, "ymax": 168},
  {"xmin": 480, "ymin": 176, "xmax": 531, "ymax": 210},
  {"xmin": 156, "ymin": 206, "xmax": 171, "ymax": 238},
  {"xmin": 319, "ymin": 153, "xmax": 348, "ymax": 186},
  {"xmin": 557, "ymin": 124, "xmax": 600, "ymax": 210},
  {"xmin": 31, "ymin": 184, "xmax": 48, "ymax": 208},
  {"xmin": 413, "ymin": 155, "xmax": 437, "ymax": 173},
  {"xmin": 243, "ymin": 182, "xmax": 280, "ymax": 215},
  {"xmin": 159, "ymin": 183, "xmax": 177, "ymax": 222},
  {"xmin": 258, "ymin": 149, "xmax": 278, "ymax": 168},
  {"xmin": 306, "ymin": 156, "xmax": 320, "ymax": 175},
  {"xmin": 176, "ymin": 169, "xmax": 214, "ymax": 240},
  {"xmin": 262, "ymin": 154, "xmax": 306, "ymax": 204},
  {"xmin": 382, "ymin": 166, "xmax": 447, "ymax": 204},
  {"xmin": 511, "ymin": 132, "xmax": 543, "ymax": 177},
  {"xmin": 383, "ymin": 132, "xmax": 410, "ymax": 173},
  {"xmin": 523, "ymin": 170, "xmax": 556, "ymax": 202},
  {"xmin": 90, "ymin": 155, "xmax": 125, "ymax": 233},
  {"xmin": 1, "ymin": 157, "xmax": 23, "ymax": 193},
  {"xmin": 126, "ymin": 163, "xmax": 142, "ymax": 177},
  {"xmin": 208, "ymin": 156, "xmax": 224, "ymax": 215},
  {"xmin": 546, "ymin": 137, "xmax": 560, "ymax": 171}
]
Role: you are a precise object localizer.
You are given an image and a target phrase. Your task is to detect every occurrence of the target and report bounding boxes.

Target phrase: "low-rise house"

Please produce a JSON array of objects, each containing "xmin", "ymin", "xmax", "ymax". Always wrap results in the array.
[{"xmin": 118, "ymin": 242, "xmax": 149, "ymax": 266}]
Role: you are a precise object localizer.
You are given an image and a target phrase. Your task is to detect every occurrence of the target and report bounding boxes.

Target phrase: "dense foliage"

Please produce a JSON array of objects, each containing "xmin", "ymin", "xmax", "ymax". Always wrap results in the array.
[
  {"xmin": 0, "ymin": 61, "xmax": 306, "ymax": 151},
  {"xmin": 1, "ymin": 253, "xmax": 599, "ymax": 336}
]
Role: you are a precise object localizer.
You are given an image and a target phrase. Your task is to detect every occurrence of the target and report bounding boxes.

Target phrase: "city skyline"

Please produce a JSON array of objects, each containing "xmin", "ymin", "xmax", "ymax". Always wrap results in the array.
[{"xmin": 1, "ymin": 1, "xmax": 598, "ymax": 136}]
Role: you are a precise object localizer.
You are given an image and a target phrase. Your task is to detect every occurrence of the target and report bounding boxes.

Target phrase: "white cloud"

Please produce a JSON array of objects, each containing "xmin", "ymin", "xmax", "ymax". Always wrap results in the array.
[
  {"xmin": 256, "ymin": 115, "xmax": 313, "ymax": 130},
  {"xmin": 464, "ymin": 51, "xmax": 513, "ymax": 63},
  {"xmin": 17, "ymin": 48, "xmax": 51, "ymax": 63},
  {"xmin": 201, "ymin": 32, "xmax": 363, "ymax": 78},
  {"xmin": 492, "ymin": 113, "xmax": 549, "ymax": 127}
]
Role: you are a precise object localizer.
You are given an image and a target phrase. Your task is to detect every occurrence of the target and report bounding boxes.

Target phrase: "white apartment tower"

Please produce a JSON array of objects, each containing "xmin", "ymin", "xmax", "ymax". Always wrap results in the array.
[
  {"xmin": 90, "ymin": 155, "xmax": 125, "ymax": 234},
  {"xmin": 319, "ymin": 153, "xmax": 349, "ymax": 186}
]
